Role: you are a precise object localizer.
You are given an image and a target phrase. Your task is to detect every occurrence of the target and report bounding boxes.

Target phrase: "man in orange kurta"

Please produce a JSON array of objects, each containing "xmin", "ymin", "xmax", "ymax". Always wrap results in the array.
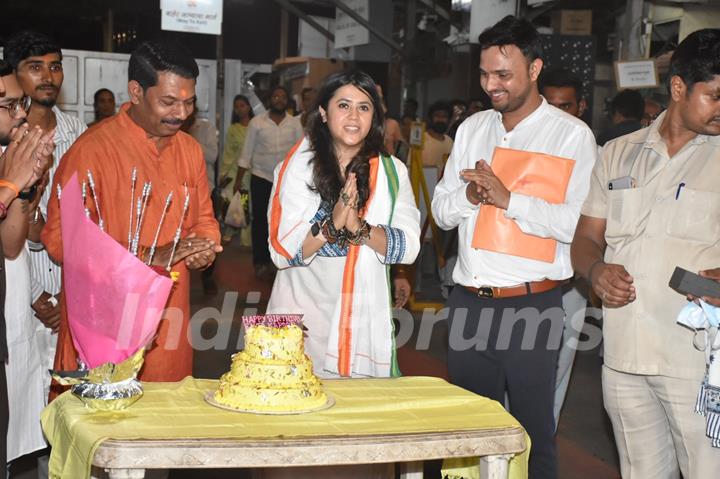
[{"xmin": 42, "ymin": 40, "xmax": 221, "ymax": 396}]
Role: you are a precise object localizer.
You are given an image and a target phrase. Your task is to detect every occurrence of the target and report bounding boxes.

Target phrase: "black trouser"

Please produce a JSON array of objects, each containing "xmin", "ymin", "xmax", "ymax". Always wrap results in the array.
[
  {"xmin": 250, "ymin": 175, "xmax": 273, "ymax": 267},
  {"xmin": 446, "ymin": 285, "xmax": 564, "ymax": 479},
  {"xmin": 1, "ymin": 364, "xmax": 8, "ymax": 477}
]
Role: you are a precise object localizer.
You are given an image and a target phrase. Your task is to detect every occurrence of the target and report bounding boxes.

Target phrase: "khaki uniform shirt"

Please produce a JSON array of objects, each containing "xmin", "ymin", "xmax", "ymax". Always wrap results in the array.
[
  {"xmin": 421, "ymin": 132, "xmax": 453, "ymax": 170},
  {"xmin": 582, "ymin": 111, "xmax": 720, "ymax": 378}
]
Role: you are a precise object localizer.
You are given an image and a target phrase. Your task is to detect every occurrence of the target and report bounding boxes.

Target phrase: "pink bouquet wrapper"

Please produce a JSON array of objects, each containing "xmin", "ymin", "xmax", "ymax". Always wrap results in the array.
[{"xmin": 60, "ymin": 172, "xmax": 173, "ymax": 369}]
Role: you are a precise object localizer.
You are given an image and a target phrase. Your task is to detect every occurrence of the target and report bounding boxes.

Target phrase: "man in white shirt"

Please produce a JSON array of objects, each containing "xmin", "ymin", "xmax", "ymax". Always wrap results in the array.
[
  {"xmin": 5, "ymin": 30, "xmax": 87, "ymax": 479},
  {"xmin": 0, "ymin": 58, "xmax": 55, "ymax": 479},
  {"xmin": 5, "ymin": 30, "xmax": 87, "ymax": 389},
  {"xmin": 432, "ymin": 16, "xmax": 596, "ymax": 478},
  {"xmin": 236, "ymin": 86, "xmax": 303, "ymax": 281}
]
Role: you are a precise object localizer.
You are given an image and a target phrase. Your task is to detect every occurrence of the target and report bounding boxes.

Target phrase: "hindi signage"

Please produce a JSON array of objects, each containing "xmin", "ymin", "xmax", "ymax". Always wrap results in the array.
[
  {"xmin": 614, "ymin": 60, "xmax": 659, "ymax": 89},
  {"xmin": 161, "ymin": 0, "xmax": 223, "ymax": 36}
]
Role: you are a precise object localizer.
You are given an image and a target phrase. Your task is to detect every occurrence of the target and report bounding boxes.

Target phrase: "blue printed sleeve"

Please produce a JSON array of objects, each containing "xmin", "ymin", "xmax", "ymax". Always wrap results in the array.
[{"xmin": 376, "ymin": 224, "xmax": 407, "ymax": 264}]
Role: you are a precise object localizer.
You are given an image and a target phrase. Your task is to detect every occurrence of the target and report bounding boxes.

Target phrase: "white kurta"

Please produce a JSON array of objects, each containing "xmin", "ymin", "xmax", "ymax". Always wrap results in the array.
[
  {"xmin": 266, "ymin": 138, "xmax": 420, "ymax": 378},
  {"xmin": 5, "ymin": 246, "xmax": 47, "ymax": 462}
]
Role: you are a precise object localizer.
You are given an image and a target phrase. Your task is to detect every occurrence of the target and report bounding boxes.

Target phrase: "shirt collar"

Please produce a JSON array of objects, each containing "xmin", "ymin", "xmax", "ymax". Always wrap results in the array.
[
  {"xmin": 633, "ymin": 110, "xmax": 664, "ymax": 147},
  {"xmin": 636, "ymin": 110, "xmax": 720, "ymax": 148},
  {"xmin": 492, "ymin": 97, "xmax": 549, "ymax": 133},
  {"xmin": 52, "ymin": 106, "xmax": 75, "ymax": 144}
]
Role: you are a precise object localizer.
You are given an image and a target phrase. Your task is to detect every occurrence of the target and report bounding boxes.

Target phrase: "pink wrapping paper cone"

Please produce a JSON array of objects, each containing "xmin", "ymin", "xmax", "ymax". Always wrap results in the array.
[{"xmin": 60, "ymin": 172, "xmax": 173, "ymax": 368}]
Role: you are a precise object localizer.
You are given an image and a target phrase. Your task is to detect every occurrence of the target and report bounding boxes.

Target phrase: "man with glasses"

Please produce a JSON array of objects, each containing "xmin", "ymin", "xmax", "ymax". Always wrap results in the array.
[
  {"xmin": 0, "ymin": 96, "xmax": 31, "ymax": 123},
  {"xmin": 0, "ymin": 58, "xmax": 54, "ymax": 479},
  {"xmin": 4, "ymin": 31, "xmax": 87, "ymax": 408},
  {"xmin": 42, "ymin": 39, "xmax": 221, "ymax": 395},
  {"xmin": 235, "ymin": 85, "xmax": 303, "ymax": 281}
]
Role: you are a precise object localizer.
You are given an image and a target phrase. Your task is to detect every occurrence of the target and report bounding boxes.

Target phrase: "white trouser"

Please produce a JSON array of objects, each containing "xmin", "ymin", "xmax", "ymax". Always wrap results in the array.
[
  {"xmin": 554, "ymin": 282, "xmax": 588, "ymax": 427},
  {"xmin": 603, "ymin": 365, "xmax": 720, "ymax": 478}
]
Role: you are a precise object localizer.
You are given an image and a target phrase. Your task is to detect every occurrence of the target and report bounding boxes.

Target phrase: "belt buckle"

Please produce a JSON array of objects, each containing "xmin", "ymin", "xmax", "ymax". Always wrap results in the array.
[{"xmin": 477, "ymin": 286, "xmax": 494, "ymax": 298}]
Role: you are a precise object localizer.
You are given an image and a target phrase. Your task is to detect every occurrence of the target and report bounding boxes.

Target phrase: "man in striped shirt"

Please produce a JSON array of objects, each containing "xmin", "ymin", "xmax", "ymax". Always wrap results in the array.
[{"xmin": 5, "ymin": 31, "xmax": 87, "ymax": 400}]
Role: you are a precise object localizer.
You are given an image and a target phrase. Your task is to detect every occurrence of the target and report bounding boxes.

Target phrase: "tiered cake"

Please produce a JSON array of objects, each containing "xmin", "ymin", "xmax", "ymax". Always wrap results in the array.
[{"xmin": 211, "ymin": 315, "xmax": 329, "ymax": 413}]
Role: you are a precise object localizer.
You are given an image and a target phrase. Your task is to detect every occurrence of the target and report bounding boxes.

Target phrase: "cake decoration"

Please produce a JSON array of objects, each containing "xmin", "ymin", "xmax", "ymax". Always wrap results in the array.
[{"xmin": 208, "ymin": 314, "xmax": 332, "ymax": 414}]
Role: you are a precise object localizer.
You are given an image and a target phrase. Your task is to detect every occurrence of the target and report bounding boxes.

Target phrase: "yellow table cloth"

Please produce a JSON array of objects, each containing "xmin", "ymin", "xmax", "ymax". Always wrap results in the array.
[{"xmin": 41, "ymin": 376, "xmax": 528, "ymax": 478}]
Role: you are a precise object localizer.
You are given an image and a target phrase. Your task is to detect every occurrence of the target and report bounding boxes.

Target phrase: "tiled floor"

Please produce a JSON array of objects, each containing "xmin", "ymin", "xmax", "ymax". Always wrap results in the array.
[{"xmin": 10, "ymin": 240, "xmax": 620, "ymax": 478}]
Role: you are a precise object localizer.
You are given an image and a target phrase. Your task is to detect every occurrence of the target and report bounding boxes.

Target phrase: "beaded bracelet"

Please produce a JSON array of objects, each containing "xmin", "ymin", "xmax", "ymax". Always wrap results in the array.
[
  {"xmin": 0, "ymin": 179, "xmax": 20, "ymax": 199},
  {"xmin": 321, "ymin": 217, "xmax": 341, "ymax": 244},
  {"xmin": 346, "ymin": 220, "xmax": 371, "ymax": 246}
]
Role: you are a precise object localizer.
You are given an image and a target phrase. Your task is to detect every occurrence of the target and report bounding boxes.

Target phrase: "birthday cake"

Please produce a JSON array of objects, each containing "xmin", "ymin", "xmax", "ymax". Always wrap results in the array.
[{"xmin": 211, "ymin": 315, "xmax": 329, "ymax": 413}]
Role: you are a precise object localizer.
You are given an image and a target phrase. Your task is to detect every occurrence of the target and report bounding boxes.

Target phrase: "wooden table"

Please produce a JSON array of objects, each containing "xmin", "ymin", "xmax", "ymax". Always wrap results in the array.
[
  {"xmin": 91, "ymin": 426, "xmax": 525, "ymax": 478},
  {"xmin": 42, "ymin": 377, "xmax": 527, "ymax": 479}
]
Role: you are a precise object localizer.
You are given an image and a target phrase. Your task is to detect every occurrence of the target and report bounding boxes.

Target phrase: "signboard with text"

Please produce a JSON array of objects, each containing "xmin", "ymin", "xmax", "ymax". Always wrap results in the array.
[
  {"xmin": 161, "ymin": 0, "xmax": 223, "ymax": 36},
  {"xmin": 335, "ymin": 0, "xmax": 369, "ymax": 49},
  {"xmin": 614, "ymin": 60, "xmax": 659, "ymax": 89}
]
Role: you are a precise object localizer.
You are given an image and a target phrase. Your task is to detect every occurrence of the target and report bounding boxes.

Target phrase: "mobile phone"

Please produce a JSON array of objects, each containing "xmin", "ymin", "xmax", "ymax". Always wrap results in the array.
[
  {"xmin": 668, "ymin": 267, "xmax": 720, "ymax": 299},
  {"xmin": 608, "ymin": 176, "xmax": 636, "ymax": 190}
]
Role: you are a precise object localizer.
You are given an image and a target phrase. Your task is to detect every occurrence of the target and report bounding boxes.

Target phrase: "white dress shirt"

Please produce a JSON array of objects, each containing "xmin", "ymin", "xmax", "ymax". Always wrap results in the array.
[
  {"xmin": 29, "ymin": 107, "xmax": 87, "ymax": 301},
  {"xmin": 432, "ymin": 98, "xmax": 597, "ymax": 287},
  {"xmin": 237, "ymin": 112, "xmax": 303, "ymax": 182}
]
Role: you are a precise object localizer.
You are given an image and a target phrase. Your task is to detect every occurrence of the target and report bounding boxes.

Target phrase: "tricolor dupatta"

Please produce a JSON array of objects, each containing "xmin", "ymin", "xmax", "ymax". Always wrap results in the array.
[
  {"xmin": 329, "ymin": 154, "xmax": 402, "ymax": 377},
  {"xmin": 381, "ymin": 154, "xmax": 401, "ymax": 377},
  {"xmin": 268, "ymin": 138, "xmax": 404, "ymax": 377},
  {"xmin": 60, "ymin": 172, "xmax": 173, "ymax": 369},
  {"xmin": 269, "ymin": 140, "xmax": 304, "ymax": 261},
  {"xmin": 336, "ymin": 158, "xmax": 379, "ymax": 376}
]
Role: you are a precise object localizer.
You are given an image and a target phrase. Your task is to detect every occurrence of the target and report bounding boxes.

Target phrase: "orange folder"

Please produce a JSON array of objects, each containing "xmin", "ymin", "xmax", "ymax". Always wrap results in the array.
[{"xmin": 471, "ymin": 147, "xmax": 575, "ymax": 263}]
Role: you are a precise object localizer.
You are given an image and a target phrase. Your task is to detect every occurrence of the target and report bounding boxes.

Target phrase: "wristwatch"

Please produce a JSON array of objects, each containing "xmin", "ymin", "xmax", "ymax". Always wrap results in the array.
[
  {"xmin": 18, "ymin": 184, "xmax": 38, "ymax": 201},
  {"xmin": 311, "ymin": 220, "xmax": 329, "ymax": 242}
]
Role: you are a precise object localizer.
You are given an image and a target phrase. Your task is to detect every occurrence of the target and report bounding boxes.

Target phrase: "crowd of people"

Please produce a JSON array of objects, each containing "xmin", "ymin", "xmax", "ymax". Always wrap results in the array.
[{"xmin": 1, "ymin": 14, "xmax": 719, "ymax": 479}]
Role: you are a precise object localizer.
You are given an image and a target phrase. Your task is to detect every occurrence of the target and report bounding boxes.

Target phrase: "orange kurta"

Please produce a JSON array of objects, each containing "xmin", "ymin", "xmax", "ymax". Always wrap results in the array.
[{"xmin": 42, "ymin": 103, "xmax": 220, "ymax": 394}]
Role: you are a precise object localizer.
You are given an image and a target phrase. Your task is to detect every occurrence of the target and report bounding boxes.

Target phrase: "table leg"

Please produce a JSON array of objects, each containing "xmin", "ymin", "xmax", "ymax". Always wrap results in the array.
[
  {"xmin": 105, "ymin": 468, "xmax": 146, "ymax": 479},
  {"xmin": 399, "ymin": 460, "xmax": 424, "ymax": 478},
  {"xmin": 479, "ymin": 454, "xmax": 512, "ymax": 479}
]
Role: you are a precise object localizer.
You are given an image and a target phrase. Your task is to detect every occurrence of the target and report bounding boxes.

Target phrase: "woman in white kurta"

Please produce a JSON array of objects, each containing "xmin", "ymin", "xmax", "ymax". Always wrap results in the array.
[{"xmin": 266, "ymin": 71, "xmax": 420, "ymax": 379}]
